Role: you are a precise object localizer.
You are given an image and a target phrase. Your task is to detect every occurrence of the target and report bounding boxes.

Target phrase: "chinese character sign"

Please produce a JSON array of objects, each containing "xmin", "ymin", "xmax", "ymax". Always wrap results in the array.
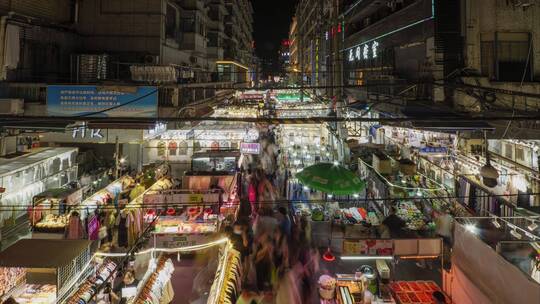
[
  {"xmin": 47, "ymin": 85, "xmax": 158, "ymax": 118},
  {"xmin": 348, "ymin": 40, "xmax": 379, "ymax": 62}
]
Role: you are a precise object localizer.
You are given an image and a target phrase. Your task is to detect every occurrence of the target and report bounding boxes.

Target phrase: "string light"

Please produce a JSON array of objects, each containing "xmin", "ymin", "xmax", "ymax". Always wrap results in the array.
[{"xmin": 94, "ymin": 237, "xmax": 229, "ymax": 257}]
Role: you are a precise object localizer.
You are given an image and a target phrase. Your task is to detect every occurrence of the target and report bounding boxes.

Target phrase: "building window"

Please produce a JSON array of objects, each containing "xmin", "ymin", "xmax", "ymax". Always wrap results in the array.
[
  {"xmin": 181, "ymin": 12, "xmax": 196, "ymax": 32},
  {"xmin": 481, "ymin": 32, "xmax": 532, "ymax": 81},
  {"xmin": 165, "ymin": 4, "xmax": 179, "ymax": 41}
]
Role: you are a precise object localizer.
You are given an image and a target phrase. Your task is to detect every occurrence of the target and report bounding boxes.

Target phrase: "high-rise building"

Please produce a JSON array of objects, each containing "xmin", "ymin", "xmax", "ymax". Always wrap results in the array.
[
  {"xmin": 288, "ymin": 17, "xmax": 299, "ymax": 81},
  {"xmin": 217, "ymin": 0, "xmax": 254, "ymax": 85},
  {"xmin": 293, "ymin": 0, "xmax": 342, "ymax": 97},
  {"xmin": 0, "ymin": 0, "xmax": 255, "ymax": 112}
]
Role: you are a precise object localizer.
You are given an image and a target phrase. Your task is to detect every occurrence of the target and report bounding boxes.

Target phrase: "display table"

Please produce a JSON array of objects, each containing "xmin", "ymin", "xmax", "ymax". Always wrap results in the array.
[
  {"xmin": 389, "ymin": 281, "xmax": 448, "ymax": 304},
  {"xmin": 153, "ymin": 216, "xmax": 220, "ymax": 248}
]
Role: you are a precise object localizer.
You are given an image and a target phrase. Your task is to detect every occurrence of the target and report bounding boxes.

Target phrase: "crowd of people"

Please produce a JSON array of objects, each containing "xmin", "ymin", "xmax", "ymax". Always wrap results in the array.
[{"xmin": 226, "ymin": 130, "xmax": 326, "ymax": 303}]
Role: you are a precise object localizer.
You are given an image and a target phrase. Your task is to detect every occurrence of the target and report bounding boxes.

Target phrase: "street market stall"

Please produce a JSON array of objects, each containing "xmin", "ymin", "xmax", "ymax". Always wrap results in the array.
[
  {"xmin": 30, "ymin": 187, "xmax": 83, "ymax": 235},
  {"xmin": 130, "ymin": 255, "xmax": 175, "ymax": 304},
  {"xmin": 206, "ymin": 242, "xmax": 242, "ymax": 304},
  {"xmin": 65, "ymin": 258, "xmax": 117, "ymax": 304},
  {"xmin": 319, "ymin": 237, "xmax": 445, "ymax": 304},
  {"xmin": 0, "ymin": 239, "xmax": 91, "ymax": 303},
  {"xmin": 0, "ymin": 148, "xmax": 79, "ymax": 244},
  {"xmin": 144, "ymin": 189, "xmax": 224, "ymax": 248}
]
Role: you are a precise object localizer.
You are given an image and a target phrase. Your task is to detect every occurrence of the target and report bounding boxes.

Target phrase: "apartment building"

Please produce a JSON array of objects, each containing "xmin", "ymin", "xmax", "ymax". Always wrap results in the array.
[{"xmin": 0, "ymin": 0, "xmax": 254, "ymax": 113}]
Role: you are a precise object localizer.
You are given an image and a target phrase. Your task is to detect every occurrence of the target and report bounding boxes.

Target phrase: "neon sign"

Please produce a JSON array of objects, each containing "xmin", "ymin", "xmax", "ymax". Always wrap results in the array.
[{"xmin": 348, "ymin": 40, "xmax": 379, "ymax": 62}]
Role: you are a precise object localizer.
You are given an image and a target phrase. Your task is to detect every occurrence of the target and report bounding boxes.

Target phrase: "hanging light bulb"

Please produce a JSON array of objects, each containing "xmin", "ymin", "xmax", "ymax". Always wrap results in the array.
[
  {"xmin": 510, "ymin": 228, "xmax": 522, "ymax": 239},
  {"xmin": 528, "ymin": 220, "xmax": 538, "ymax": 231},
  {"xmin": 491, "ymin": 218, "xmax": 501, "ymax": 229},
  {"xmin": 322, "ymin": 247, "xmax": 336, "ymax": 262},
  {"xmin": 465, "ymin": 224, "xmax": 477, "ymax": 234}
]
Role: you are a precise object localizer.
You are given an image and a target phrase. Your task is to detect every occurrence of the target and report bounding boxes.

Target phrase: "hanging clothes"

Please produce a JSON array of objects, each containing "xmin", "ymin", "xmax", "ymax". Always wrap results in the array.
[
  {"xmin": 66, "ymin": 213, "xmax": 85, "ymax": 239},
  {"xmin": 87, "ymin": 215, "xmax": 101, "ymax": 241},
  {"xmin": 116, "ymin": 213, "xmax": 128, "ymax": 247}
]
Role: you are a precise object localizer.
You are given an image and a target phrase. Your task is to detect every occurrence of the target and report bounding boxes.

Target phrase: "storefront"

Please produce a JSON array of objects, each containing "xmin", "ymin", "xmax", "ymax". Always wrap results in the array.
[
  {"xmin": 143, "ymin": 123, "xmax": 253, "ymax": 177},
  {"xmin": 39, "ymin": 122, "xmax": 167, "ymax": 173},
  {"xmin": 30, "ymin": 188, "xmax": 83, "ymax": 236},
  {"xmin": 318, "ymin": 237, "xmax": 445, "ymax": 304},
  {"xmin": 0, "ymin": 148, "xmax": 79, "ymax": 245},
  {"xmin": 143, "ymin": 189, "xmax": 225, "ymax": 248},
  {"xmin": 0, "ymin": 239, "xmax": 91, "ymax": 303}
]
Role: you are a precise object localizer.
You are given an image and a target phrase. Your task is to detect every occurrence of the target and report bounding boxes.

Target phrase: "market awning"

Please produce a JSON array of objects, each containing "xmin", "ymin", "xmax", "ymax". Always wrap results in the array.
[{"xmin": 0, "ymin": 239, "xmax": 91, "ymax": 268}]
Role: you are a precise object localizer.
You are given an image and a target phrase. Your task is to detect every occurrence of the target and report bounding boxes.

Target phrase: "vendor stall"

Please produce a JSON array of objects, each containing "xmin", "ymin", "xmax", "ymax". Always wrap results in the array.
[
  {"xmin": 144, "ymin": 189, "xmax": 223, "ymax": 248},
  {"xmin": 0, "ymin": 148, "xmax": 78, "ymax": 244},
  {"xmin": 65, "ymin": 258, "xmax": 117, "ymax": 304},
  {"xmin": 319, "ymin": 237, "xmax": 445, "ymax": 304},
  {"xmin": 130, "ymin": 255, "xmax": 175, "ymax": 304},
  {"xmin": 0, "ymin": 239, "xmax": 91, "ymax": 304},
  {"xmin": 30, "ymin": 188, "xmax": 83, "ymax": 235},
  {"xmin": 207, "ymin": 242, "xmax": 242, "ymax": 304}
]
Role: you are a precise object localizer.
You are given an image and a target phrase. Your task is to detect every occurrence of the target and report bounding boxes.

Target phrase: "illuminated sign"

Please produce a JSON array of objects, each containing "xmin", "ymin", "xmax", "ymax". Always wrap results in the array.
[
  {"xmin": 240, "ymin": 142, "xmax": 261, "ymax": 155},
  {"xmin": 72, "ymin": 123, "xmax": 103, "ymax": 139},
  {"xmin": 348, "ymin": 41, "xmax": 379, "ymax": 62}
]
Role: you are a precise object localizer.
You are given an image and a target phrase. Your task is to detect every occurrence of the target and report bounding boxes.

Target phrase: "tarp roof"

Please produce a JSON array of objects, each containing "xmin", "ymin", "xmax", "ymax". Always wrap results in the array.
[
  {"xmin": 0, "ymin": 239, "xmax": 90, "ymax": 268},
  {"xmin": 0, "ymin": 147, "xmax": 77, "ymax": 177}
]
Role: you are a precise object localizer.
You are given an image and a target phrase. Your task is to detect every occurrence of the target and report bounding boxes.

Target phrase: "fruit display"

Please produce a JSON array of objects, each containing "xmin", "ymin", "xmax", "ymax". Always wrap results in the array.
[
  {"xmin": 396, "ymin": 201, "xmax": 427, "ymax": 230},
  {"xmin": 34, "ymin": 214, "xmax": 69, "ymax": 232},
  {"xmin": 389, "ymin": 281, "xmax": 446, "ymax": 304}
]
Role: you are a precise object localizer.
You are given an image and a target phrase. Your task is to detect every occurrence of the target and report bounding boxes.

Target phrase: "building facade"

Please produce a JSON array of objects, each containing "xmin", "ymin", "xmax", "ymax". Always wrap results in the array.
[
  {"xmin": 217, "ymin": 0, "xmax": 254, "ymax": 85},
  {"xmin": 0, "ymin": 0, "xmax": 255, "ymax": 111},
  {"xmin": 293, "ymin": 0, "xmax": 343, "ymax": 97}
]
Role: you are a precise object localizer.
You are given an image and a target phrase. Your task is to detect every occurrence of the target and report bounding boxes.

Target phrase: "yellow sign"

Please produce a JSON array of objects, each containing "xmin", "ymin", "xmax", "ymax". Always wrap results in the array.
[{"xmin": 188, "ymin": 194, "xmax": 204, "ymax": 203}]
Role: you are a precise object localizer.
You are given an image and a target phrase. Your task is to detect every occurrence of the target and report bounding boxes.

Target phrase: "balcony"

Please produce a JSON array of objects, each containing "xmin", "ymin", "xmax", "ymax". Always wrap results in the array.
[
  {"xmin": 179, "ymin": 0, "xmax": 206, "ymax": 11},
  {"xmin": 180, "ymin": 33, "xmax": 207, "ymax": 55}
]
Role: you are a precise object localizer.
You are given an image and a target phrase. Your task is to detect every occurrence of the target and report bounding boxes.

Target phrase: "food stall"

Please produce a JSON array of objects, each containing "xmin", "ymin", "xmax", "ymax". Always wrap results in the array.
[
  {"xmin": 319, "ymin": 238, "xmax": 446, "ymax": 304},
  {"xmin": 0, "ymin": 239, "xmax": 91, "ymax": 304},
  {"xmin": 30, "ymin": 188, "xmax": 83, "ymax": 235}
]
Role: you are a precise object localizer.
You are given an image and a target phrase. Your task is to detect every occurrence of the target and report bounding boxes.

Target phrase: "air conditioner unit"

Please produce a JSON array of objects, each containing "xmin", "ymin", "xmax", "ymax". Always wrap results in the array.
[
  {"xmin": 0, "ymin": 99, "xmax": 24, "ymax": 115},
  {"xmin": 144, "ymin": 55, "xmax": 160, "ymax": 65}
]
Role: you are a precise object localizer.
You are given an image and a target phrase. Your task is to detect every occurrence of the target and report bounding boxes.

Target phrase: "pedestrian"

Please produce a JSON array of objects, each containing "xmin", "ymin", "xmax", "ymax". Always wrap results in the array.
[
  {"xmin": 382, "ymin": 206, "xmax": 406, "ymax": 238},
  {"xmin": 254, "ymin": 207, "xmax": 278, "ymax": 239},
  {"xmin": 276, "ymin": 206, "xmax": 292, "ymax": 240},
  {"xmin": 111, "ymin": 270, "xmax": 139, "ymax": 304},
  {"xmin": 254, "ymin": 233, "xmax": 274, "ymax": 291},
  {"xmin": 273, "ymin": 228, "xmax": 289, "ymax": 276},
  {"xmin": 230, "ymin": 221, "xmax": 251, "ymax": 261},
  {"xmin": 432, "ymin": 291, "xmax": 447, "ymax": 304}
]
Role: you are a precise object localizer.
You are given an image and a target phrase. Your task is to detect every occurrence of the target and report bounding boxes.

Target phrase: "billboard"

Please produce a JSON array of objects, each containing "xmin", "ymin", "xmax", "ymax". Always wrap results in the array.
[{"xmin": 47, "ymin": 85, "xmax": 158, "ymax": 118}]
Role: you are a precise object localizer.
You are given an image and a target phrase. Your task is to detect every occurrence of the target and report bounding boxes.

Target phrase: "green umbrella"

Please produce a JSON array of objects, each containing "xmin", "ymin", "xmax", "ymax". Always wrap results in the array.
[{"xmin": 296, "ymin": 163, "xmax": 366, "ymax": 195}]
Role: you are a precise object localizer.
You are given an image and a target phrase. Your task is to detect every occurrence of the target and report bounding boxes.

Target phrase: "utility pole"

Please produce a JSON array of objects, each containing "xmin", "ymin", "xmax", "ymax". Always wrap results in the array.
[
  {"xmin": 115, "ymin": 135, "xmax": 120, "ymax": 179},
  {"xmin": 299, "ymin": 1, "xmax": 304, "ymax": 104}
]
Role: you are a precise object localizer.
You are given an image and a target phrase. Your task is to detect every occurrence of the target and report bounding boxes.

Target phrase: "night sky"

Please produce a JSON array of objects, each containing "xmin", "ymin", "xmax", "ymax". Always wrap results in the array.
[{"xmin": 251, "ymin": 0, "xmax": 298, "ymax": 73}]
